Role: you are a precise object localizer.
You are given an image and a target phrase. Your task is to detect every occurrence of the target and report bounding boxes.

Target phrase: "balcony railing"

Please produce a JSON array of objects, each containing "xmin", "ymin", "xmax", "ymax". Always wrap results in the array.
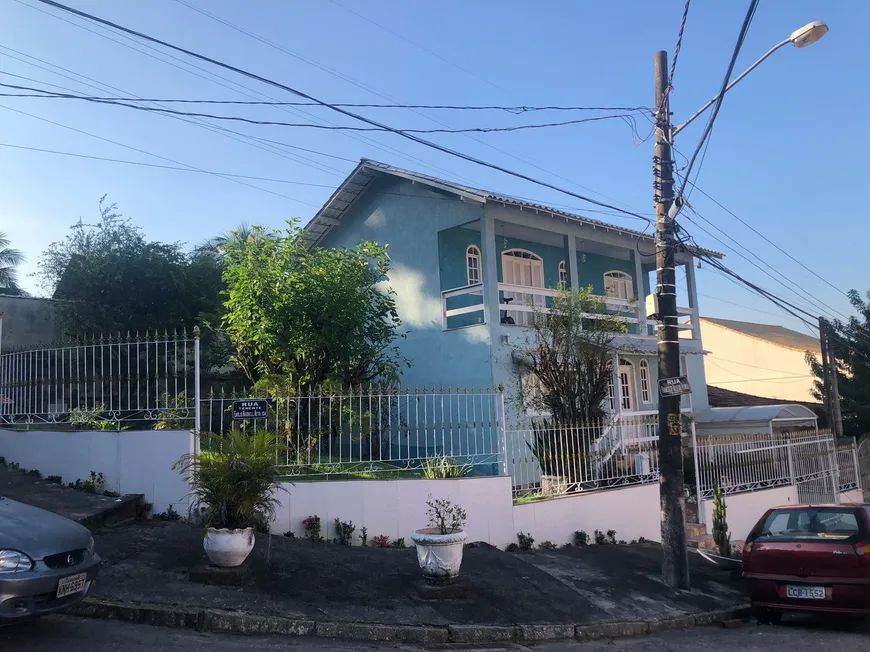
[{"xmin": 441, "ymin": 283, "xmax": 484, "ymax": 330}]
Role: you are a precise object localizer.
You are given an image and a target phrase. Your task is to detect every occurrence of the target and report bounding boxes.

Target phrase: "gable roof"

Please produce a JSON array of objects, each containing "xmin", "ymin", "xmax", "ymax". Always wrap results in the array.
[
  {"xmin": 701, "ymin": 317, "xmax": 821, "ymax": 354},
  {"xmin": 303, "ymin": 159, "xmax": 723, "ymax": 258},
  {"xmin": 707, "ymin": 385, "xmax": 822, "ymax": 411}
]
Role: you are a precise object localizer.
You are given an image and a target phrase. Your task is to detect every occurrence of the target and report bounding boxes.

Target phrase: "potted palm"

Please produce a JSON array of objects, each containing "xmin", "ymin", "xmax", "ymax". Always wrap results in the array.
[
  {"xmin": 410, "ymin": 495, "xmax": 467, "ymax": 583},
  {"xmin": 174, "ymin": 431, "xmax": 286, "ymax": 568}
]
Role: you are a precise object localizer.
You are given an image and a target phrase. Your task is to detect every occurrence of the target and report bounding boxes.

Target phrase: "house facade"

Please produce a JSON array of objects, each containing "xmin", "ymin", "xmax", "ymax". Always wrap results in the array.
[{"xmin": 305, "ymin": 159, "xmax": 717, "ymax": 426}]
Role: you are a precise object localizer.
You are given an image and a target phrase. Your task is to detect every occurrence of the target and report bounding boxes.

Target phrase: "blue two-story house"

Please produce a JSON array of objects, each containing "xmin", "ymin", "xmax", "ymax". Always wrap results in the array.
[{"xmin": 304, "ymin": 159, "xmax": 719, "ymax": 426}]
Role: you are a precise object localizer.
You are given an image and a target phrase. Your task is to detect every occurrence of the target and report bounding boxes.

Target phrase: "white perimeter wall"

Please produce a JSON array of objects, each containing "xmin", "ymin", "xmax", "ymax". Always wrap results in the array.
[
  {"xmin": 701, "ymin": 485, "xmax": 798, "ymax": 541},
  {"xmin": 0, "ymin": 429, "xmax": 193, "ymax": 515},
  {"xmin": 840, "ymin": 489, "xmax": 864, "ymax": 503}
]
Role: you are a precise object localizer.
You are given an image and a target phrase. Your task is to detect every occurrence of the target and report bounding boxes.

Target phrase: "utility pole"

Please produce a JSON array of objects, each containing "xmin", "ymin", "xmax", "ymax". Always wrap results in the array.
[
  {"xmin": 654, "ymin": 50, "xmax": 690, "ymax": 590},
  {"xmin": 819, "ymin": 317, "xmax": 844, "ymax": 438}
]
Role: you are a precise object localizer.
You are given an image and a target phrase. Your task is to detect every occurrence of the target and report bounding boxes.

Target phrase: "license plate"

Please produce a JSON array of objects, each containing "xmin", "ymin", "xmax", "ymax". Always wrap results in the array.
[
  {"xmin": 786, "ymin": 585, "xmax": 826, "ymax": 600},
  {"xmin": 56, "ymin": 572, "xmax": 87, "ymax": 599}
]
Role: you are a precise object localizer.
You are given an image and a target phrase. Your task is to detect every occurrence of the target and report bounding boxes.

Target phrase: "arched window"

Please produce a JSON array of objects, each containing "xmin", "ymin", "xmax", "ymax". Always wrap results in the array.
[
  {"xmin": 639, "ymin": 360, "xmax": 651, "ymax": 403},
  {"xmin": 558, "ymin": 261, "xmax": 568, "ymax": 290},
  {"xmin": 604, "ymin": 271, "xmax": 634, "ymax": 300},
  {"xmin": 466, "ymin": 245, "xmax": 481, "ymax": 286}
]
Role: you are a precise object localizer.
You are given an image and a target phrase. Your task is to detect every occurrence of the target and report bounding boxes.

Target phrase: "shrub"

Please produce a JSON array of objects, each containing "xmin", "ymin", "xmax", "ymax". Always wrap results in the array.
[
  {"xmin": 606, "ymin": 530, "xmax": 617, "ymax": 545},
  {"xmin": 302, "ymin": 515, "xmax": 324, "ymax": 542},
  {"xmin": 333, "ymin": 519, "xmax": 355, "ymax": 546},
  {"xmin": 358, "ymin": 526, "xmax": 368, "ymax": 547},
  {"xmin": 424, "ymin": 495, "xmax": 467, "ymax": 535},
  {"xmin": 517, "ymin": 531, "xmax": 535, "ymax": 551},
  {"xmin": 538, "ymin": 540, "xmax": 557, "ymax": 550},
  {"xmin": 505, "ymin": 543, "xmax": 519, "ymax": 552},
  {"xmin": 372, "ymin": 535, "xmax": 390, "ymax": 548},
  {"xmin": 154, "ymin": 505, "xmax": 182, "ymax": 522},
  {"xmin": 27, "ymin": 469, "xmax": 42, "ymax": 479},
  {"xmin": 574, "ymin": 530, "xmax": 589, "ymax": 547},
  {"xmin": 391, "ymin": 538, "xmax": 406, "ymax": 549},
  {"xmin": 46, "ymin": 474, "xmax": 63, "ymax": 484},
  {"xmin": 594, "ymin": 530, "xmax": 606, "ymax": 545},
  {"xmin": 421, "ymin": 455, "xmax": 472, "ymax": 479}
]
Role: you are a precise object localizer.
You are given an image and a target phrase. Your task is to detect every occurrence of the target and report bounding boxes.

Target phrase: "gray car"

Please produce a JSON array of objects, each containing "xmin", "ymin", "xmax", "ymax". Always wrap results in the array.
[{"xmin": 0, "ymin": 495, "xmax": 100, "ymax": 622}]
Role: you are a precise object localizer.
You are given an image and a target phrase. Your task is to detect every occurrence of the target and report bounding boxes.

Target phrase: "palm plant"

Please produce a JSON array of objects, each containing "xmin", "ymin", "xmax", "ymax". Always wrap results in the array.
[
  {"xmin": 174, "ymin": 431, "xmax": 288, "ymax": 530},
  {"xmin": 0, "ymin": 231, "xmax": 24, "ymax": 291}
]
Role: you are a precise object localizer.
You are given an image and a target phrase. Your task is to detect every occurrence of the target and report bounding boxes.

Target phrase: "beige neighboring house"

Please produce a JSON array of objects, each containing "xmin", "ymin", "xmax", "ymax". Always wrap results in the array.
[{"xmin": 699, "ymin": 317, "xmax": 821, "ymax": 403}]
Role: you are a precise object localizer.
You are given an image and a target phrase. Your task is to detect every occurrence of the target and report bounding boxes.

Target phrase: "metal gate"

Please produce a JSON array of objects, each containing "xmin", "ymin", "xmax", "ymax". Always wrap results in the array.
[
  {"xmin": 794, "ymin": 435, "xmax": 838, "ymax": 504},
  {"xmin": 858, "ymin": 437, "xmax": 870, "ymax": 502}
]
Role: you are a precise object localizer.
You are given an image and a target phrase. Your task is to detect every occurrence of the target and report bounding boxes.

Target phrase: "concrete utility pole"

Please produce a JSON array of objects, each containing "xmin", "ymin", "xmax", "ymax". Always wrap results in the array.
[
  {"xmin": 653, "ymin": 50, "xmax": 690, "ymax": 590},
  {"xmin": 819, "ymin": 316, "xmax": 844, "ymax": 438}
]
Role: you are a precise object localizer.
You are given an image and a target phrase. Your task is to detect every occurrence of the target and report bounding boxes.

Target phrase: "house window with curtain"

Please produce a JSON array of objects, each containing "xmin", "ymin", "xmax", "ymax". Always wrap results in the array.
[
  {"xmin": 466, "ymin": 245, "xmax": 481, "ymax": 286},
  {"xmin": 603, "ymin": 271, "xmax": 634, "ymax": 300},
  {"xmin": 558, "ymin": 261, "xmax": 568, "ymax": 290},
  {"xmin": 639, "ymin": 360, "xmax": 651, "ymax": 403}
]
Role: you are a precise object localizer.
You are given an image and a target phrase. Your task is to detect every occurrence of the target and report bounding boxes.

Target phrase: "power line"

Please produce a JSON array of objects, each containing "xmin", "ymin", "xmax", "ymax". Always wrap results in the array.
[
  {"xmin": 0, "ymin": 83, "xmax": 649, "ymax": 134},
  {"xmin": 36, "ymin": 0, "xmax": 653, "ymax": 224},
  {"xmin": 667, "ymin": 0, "xmax": 692, "ymax": 96},
  {"xmin": 171, "ymin": 0, "xmax": 652, "ymax": 219}
]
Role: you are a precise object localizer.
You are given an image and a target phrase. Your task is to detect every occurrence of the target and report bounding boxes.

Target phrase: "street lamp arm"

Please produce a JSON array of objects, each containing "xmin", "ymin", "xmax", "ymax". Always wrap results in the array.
[{"xmin": 672, "ymin": 38, "xmax": 791, "ymax": 137}]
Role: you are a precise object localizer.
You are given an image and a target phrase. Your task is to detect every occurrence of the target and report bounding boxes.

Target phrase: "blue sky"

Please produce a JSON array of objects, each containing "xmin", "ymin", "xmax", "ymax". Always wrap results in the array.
[{"xmin": 1, "ymin": 0, "xmax": 866, "ymax": 336}]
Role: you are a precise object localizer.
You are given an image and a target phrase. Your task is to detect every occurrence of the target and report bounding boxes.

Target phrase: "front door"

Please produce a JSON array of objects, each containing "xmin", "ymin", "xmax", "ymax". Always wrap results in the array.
[
  {"xmin": 619, "ymin": 363, "xmax": 636, "ymax": 412},
  {"xmin": 502, "ymin": 251, "xmax": 544, "ymax": 326}
]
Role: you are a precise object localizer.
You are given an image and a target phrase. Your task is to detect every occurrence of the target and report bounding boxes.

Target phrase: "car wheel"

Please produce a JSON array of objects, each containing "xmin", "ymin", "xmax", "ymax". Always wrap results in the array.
[{"xmin": 755, "ymin": 608, "xmax": 782, "ymax": 625}]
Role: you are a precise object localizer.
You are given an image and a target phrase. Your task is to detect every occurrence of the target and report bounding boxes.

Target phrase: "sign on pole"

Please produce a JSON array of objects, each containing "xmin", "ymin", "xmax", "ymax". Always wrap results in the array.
[
  {"xmin": 232, "ymin": 399, "xmax": 269, "ymax": 420},
  {"xmin": 658, "ymin": 376, "xmax": 692, "ymax": 398}
]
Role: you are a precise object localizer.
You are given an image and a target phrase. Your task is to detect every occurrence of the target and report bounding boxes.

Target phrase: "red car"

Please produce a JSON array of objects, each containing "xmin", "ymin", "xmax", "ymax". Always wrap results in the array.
[{"xmin": 743, "ymin": 504, "xmax": 870, "ymax": 624}]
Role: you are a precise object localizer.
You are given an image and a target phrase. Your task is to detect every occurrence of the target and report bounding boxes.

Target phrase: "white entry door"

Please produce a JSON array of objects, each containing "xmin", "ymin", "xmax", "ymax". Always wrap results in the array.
[
  {"xmin": 618, "ymin": 362, "xmax": 636, "ymax": 412},
  {"xmin": 502, "ymin": 250, "xmax": 545, "ymax": 326}
]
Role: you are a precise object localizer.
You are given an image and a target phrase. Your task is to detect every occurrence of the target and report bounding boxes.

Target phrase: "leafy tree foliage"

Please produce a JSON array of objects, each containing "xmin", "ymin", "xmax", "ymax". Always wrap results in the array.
[
  {"xmin": 0, "ymin": 231, "xmax": 24, "ymax": 293},
  {"xmin": 807, "ymin": 288, "xmax": 870, "ymax": 437},
  {"xmin": 516, "ymin": 288, "xmax": 628, "ymax": 424},
  {"xmin": 221, "ymin": 220, "xmax": 407, "ymax": 388},
  {"xmin": 36, "ymin": 197, "xmax": 223, "ymax": 335}
]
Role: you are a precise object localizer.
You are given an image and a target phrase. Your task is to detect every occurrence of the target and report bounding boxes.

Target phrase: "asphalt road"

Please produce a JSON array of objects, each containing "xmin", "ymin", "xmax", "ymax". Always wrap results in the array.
[{"xmin": 3, "ymin": 614, "xmax": 870, "ymax": 651}]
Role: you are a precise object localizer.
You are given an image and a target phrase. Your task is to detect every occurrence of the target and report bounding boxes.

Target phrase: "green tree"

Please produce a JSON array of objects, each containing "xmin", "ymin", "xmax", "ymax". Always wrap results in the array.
[
  {"xmin": 36, "ymin": 197, "xmax": 224, "ymax": 335},
  {"xmin": 0, "ymin": 231, "xmax": 25, "ymax": 292},
  {"xmin": 712, "ymin": 484, "xmax": 731, "ymax": 558},
  {"xmin": 221, "ymin": 220, "xmax": 407, "ymax": 388},
  {"xmin": 807, "ymin": 288, "xmax": 870, "ymax": 437},
  {"xmin": 516, "ymin": 287, "xmax": 628, "ymax": 424}
]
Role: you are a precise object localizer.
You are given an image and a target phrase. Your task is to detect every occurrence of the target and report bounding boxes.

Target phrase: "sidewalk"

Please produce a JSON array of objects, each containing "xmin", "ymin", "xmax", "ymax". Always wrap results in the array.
[{"xmin": 77, "ymin": 519, "xmax": 748, "ymax": 643}]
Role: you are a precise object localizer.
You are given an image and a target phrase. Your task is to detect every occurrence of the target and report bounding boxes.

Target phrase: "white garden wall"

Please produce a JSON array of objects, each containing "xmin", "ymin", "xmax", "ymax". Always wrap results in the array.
[
  {"xmin": 273, "ymin": 476, "xmax": 516, "ymax": 546},
  {"xmin": 701, "ymin": 485, "xmax": 797, "ymax": 541},
  {"xmin": 0, "ymin": 429, "xmax": 193, "ymax": 515},
  {"xmin": 840, "ymin": 489, "xmax": 864, "ymax": 503},
  {"xmin": 512, "ymin": 484, "xmax": 661, "ymax": 546}
]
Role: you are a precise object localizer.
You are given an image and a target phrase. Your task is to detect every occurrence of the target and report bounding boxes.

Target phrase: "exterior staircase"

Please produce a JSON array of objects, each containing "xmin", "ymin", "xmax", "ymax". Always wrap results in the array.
[{"xmin": 686, "ymin": 521, "xmax": 718, "ymax": 551}]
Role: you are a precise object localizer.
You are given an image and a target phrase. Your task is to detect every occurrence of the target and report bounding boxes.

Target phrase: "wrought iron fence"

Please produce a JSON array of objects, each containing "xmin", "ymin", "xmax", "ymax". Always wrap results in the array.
[
  {"xmin": 199, "ymin": 385, "xmax": 506, "ymax": 478},
  {"xmin": 0, "ymin": 329, "xmax": 198, "ymax": 427},
  {"xmin": 506, "ymin": 416, "xmax": 660, "ymax": 500},
  {"xmin": 837, "ymin": 443, "xmax": 860, "ymax": 493},
  {"xmin": 696, "ymin": 431, "xmax": 838, "ymax": 500}
]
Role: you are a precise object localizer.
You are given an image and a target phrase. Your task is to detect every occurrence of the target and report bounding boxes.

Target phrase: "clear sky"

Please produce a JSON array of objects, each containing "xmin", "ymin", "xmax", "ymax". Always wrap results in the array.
[{"xmin": 1, "ymin": 0, "xmax": 866, "ymax": 337}]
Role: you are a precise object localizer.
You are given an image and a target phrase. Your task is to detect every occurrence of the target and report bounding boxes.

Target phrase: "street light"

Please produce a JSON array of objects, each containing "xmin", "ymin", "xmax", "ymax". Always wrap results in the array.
[{"xmin": 673, "ymin": 21, "xmax": 828, "ymax": 136}]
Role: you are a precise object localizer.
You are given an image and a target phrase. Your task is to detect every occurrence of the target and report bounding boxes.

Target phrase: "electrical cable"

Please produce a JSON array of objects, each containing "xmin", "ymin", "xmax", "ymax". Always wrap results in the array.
[
  {"xmin": 35, "ymin": 0, "xmax": 652, "ymax": 224},
  {"xmin": 667, "ymin": 0, "xmax": 692, "ymax": 97}
]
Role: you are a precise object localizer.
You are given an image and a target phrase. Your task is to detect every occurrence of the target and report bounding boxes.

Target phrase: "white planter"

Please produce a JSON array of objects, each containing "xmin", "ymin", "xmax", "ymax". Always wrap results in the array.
[
  {"xmin": 410, "ymin": 528, "xmax": 467, "ymax": 583},
  {"xmin": 203, "ymin": 527, "xmax": 255, "ymax": 567}
]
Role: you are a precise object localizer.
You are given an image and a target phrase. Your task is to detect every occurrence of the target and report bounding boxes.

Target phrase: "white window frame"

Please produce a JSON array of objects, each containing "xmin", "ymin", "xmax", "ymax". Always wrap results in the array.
[
  {"xmin": 639, "ymin": 359, "xmax": 651, "ymax": 404},
  {"xmin": 466, "ymin": 245, "xmax": 481, "ymax": 286},
  {"xmin": 558, "ymin": 260, "xmax": 568, "ymax": 290},
  {"xmin": 603, "ymin": 270, "xmax": 634, "ymax": 300}
]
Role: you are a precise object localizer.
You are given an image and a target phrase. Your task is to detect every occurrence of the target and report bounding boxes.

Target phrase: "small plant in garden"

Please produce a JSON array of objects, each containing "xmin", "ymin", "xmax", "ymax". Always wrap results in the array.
[
  {"xmin": 517, "ymin": 531, "xmax": 535, "ymax": 551},
  {"xmin": 606, "ymin": 530, "xmax": 617, "ymax": 545},
  {"xmin": 424, "ymin": 495, "xmax": 467, "ymax": 535},
  {"xmin": 561, "ymin": 543, "xmax": 573, "ymax": 549},
  {"xmin": 421, "ymin": 455, "xmax": 472, "ymax": 479},
  {"xmin": 358, "ymin": 526, "xmax": 368, "ymax": 546},
  {"xmin": 89, "ymin": 471, "xmax": 106, "ymax": 494},
  {"xmin": 0, "ymin": 456, "xmax": 5, "ymax": 466},
  {"xmin": 46, "ymin": 474, "xmax": 62, "ymax": 484},
  {"xmin": 574, "ymin": 530, "xmax": 589, "ymax": 547},
  {"xmin": 505, "ymin": 543, "xmax": 519, "ymax": 552},
  {"xmin": 302, "ymin": 515, "xmax": 324, "ymax": 542},
  {"xmin": 136, "ymin": 501, "xmax": 153, "ymax": 520},
  {"xmin": 391, "ymin": 538, "xmax": 406, "ymax": 549},
  {"xmin": 27, "ymin": 469, "xmax": 42, "ymax": 479},
  {"xmin": 618, "ymin": 539, "xmax": 626, "ymax": 545},
  {"xmin": 283, "ymin": 531, "xmax": 295, "ymax": 538},
  {"xmin": 9, "ymin": 462, "xmax": 20, "ymax": 471},
  {"xmin": 333, "ymin": 518, "xmax": 355, "ymax": 546},
  {"xmin": 154, "ymin": 505, "xmax": 183, "ymax": 522},
  {"xmin": 712, "ymin": 484, "xmax": 731, "ymax": 558},
  {"xmin": 538, "ymin": 540, "xmax": 557, "ymax": 550},
  {"xmin": 372, "ymin": 535, "xmax": 390, "ymax": 548},
  {"xmin": 94, "ymin": 420, "xmax": 130, "ymax": 432},
  {"xmin": 638, "ymin": 536, "xmax": 649, "ymax": 544},
  {"xmin": 594, "ymin": 530, "xmax": 606, "ymax": 545},
  {"xmin": 70, "ymin": 406, "xmax": 104, "ymax": 429}
]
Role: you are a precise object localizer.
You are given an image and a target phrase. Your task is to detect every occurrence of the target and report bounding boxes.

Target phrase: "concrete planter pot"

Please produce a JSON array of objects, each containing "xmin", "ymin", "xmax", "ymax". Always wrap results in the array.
[
  {"xmin": 203, "ymin": 527, "xmax": 255, "ymax": 567},
  {"xmin": 410, "ymin": 528, "xmax": 467, "ymax": 583}
]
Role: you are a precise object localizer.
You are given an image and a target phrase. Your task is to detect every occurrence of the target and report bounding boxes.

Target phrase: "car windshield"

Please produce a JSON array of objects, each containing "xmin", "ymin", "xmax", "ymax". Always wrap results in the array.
[{"xmin": 757, "ymin": 507, "xmax": 862, "ymax": 541}]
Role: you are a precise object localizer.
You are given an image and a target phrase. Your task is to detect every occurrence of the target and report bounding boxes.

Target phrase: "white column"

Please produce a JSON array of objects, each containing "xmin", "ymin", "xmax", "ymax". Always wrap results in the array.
[
  {"xmin": 567, "ymin": 235, "xmax": 579, "ymax": 289},
  {"xmin": 480, "ymin": 212, "xmax": 500, "ymax": 329},
  {"xmin": 685, "ymin": 256, "xmax": 700, "ymax": 341},
  {"xmin": 612, "ymin": 351, "xmax": 622, "ymax": 417},
  {"xmin": 633, "ymin": 249, "xmax": 646, "ymax": 336}
]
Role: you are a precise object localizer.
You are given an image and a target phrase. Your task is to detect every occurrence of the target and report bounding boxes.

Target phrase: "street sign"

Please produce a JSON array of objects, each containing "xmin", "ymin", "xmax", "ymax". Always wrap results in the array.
[
  {"xmin": 231, "ymin": 399, "xmax": 269, "ymax": 420},
  {"xmin": 658, "ymin": 376, "xmax": 692, "ymax": 398}
]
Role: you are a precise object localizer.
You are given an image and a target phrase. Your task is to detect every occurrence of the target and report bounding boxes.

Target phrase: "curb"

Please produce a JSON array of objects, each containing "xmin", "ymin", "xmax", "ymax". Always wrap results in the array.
[{"xmin": 67, "ymin": 597, "xmax": 751, "ymax": 644}]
